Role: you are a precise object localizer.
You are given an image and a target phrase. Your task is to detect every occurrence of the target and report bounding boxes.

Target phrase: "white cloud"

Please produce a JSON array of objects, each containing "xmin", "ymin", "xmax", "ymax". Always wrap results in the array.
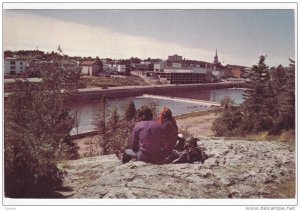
[{"xmin": 4, "ymin": 12, "xmax": 218, "ymax": 62}]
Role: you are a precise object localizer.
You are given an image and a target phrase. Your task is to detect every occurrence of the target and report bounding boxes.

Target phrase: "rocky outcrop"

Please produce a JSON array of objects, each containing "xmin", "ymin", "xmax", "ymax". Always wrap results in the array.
[{"xmin": 60, "ymin": 138, "xmax": 295, "ymax": 199}]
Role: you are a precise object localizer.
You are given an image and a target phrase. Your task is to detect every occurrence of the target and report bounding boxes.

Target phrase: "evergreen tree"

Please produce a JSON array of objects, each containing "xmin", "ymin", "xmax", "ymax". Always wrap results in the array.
[
  {"xmin": 242, "ymin": 55, "xmax": 272, "ymax": 133},
  {"xmin": 273, "ymin": 60, "xmax": 295, "ymax": 133},
  {"xmin": 106, "ymin": 107, "xmax": 128, "ymax": 153},
  {"xmin": 107, "ymin": 107, "xmax": 120, "ymax": 134},
  {"xmin": 93, "ymin": 94, "xmax": 108, "ymax": 154},
  {"xmin": 124, "ymin": 100, "xmax": 136, "ymax": 121},
  {"xmin": 96, "ymin": 56, "xmax": 103, "ymax": 72}
]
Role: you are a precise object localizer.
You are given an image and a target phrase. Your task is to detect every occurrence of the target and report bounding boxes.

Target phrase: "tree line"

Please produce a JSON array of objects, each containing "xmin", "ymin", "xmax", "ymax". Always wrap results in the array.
[{"xmin": 212, "ymin": 56, "xmax": 295, "ymax": 137}]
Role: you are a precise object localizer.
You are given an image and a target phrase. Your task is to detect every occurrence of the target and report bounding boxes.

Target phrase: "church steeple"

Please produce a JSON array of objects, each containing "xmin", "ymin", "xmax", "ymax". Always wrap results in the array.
[{"xmin": 214, "ymin": 48, "xmax": 219, "ymax": 64}]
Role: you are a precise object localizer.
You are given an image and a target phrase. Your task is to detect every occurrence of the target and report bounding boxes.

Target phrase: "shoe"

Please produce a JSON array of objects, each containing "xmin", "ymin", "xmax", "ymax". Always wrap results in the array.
[{"xmin": 122, "ymin": 152, "xmax": 131, "ymax": 164}]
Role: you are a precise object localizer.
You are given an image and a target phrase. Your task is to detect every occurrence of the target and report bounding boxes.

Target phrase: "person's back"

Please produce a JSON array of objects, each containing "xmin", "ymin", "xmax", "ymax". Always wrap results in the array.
[
  {"xmin": 131, "ymin": 120, "xmax": 164, "ymax": 162},
  {"xmin": 117, "ymin": 106, "xmax": 164, "ymax": 164}
]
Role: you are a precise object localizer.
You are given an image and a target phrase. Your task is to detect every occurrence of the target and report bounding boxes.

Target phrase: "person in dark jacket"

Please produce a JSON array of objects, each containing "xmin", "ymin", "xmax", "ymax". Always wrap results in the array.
[{"xmin": 117, "ymin": 106, "xmax": 164, "ymax": 164}]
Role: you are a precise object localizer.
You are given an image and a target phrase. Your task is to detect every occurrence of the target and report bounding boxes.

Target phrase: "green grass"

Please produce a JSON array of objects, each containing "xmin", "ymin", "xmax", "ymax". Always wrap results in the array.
[
  {"xmin": 81, "ymin": 75, "xmax": 148, "ymax": 88},
  {"xmin": 175, "ymin": 110, "xmax": 215, "ymax": 120}
]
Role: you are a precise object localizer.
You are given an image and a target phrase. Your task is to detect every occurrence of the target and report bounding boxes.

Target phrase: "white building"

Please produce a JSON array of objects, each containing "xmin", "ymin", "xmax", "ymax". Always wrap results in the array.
[
  {"xmin": 117, "ymin": 64, "xmax": 126, "ymax": 74},
  {"xmin": 80, "ymin": 60, "xmax": 102, "ymax": 76},
  {"xmin": 4, "ymin": 58, "xmax": 28, "ymax": 75},
  {"xmin": 154, "ymin": 62, "xmax": 164, "ymax": 72}
]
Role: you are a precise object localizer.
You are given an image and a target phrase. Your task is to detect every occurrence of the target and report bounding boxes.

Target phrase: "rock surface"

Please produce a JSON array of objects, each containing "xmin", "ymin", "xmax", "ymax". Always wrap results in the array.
[{"xmin": 60, "ymin": 138, "xmax": 295, "ymax": 199}]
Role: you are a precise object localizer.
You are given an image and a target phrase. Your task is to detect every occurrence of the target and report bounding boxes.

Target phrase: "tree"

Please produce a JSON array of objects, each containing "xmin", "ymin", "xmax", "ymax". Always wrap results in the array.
[
  {"xmin": 271, "ymin": 60, "xmax": 295, "ymax": 133},
  {"xmin": 4, "ymin": 79, "xmax": 78, "ymax": 198},
  {"xmin": 96, "ymin": 56, "xmax": 103, "ymax": 72},
  {"xmin": 242, "ymin": 55, "xmax": 272, "ymax": 133},
  {"xmin": 105, "ymin": 107, "xmax": 128, "ymax": 153},
  {"xmin": 124, "ymin": 100, "xmax": 136, "ymax": 121},
  {"xmin": 26, "ymin": 55, "xmax": 81, "ymax": 88},
  {"xmin": 107, "ymin": 107, "xmax": 120, "ymax": 134},
  {"xmin": 93, "ymin": 94, "xmax": 109, "ymax": 154}
]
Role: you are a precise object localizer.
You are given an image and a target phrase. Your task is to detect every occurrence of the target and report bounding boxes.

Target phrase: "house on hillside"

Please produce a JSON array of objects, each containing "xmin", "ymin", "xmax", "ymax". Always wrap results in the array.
[
  {"xmin": 224, "ymin": 65, "xmax": 245, "ymax": 78},
  {"xmin": 80, "ymin": 60, "xmax": 102, "ymax": 76},
  {"xmin": 231, "ymin": 68, "xmax": 243, "ymax": 78},
  {"xmin": 60, "ymin": 59, "xmax": 79, "ymax": 70},
  {"xmin": 4, "ymin": 58, "xmax": 29, "ymax": 75}
]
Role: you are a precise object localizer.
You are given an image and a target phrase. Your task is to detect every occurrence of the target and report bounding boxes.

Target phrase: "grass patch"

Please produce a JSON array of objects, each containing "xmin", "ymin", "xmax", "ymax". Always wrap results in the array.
[
  {"xmin": 81, "ymin": 75, "xmax": 148, "ymax": 88},
  {"xmin": 244, "ymin": 132, "xmax": 270, "ymax": 141},
  {"xmin": 243, "ymin": 130, "xmax": 295, "ymax": 143},
  {"xmin": 265, "ymin": 174, "xmax": 296, "ymax": 198},
  {"xmin": 175, "ymin": 110, "xmax": 215, "ymax": 120},
  {"xmin": 224, "ymin": 130, "xmax": 295, "ymax": 149}
]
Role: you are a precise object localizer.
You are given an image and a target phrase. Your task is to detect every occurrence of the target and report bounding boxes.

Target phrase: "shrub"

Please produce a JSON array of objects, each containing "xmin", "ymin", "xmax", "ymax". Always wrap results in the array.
[
  {"xmin": 4, "ymin": 65, "xmax": 79, "ymax": 198},
  {"xmin": 212, "ymin": 105, "xmax": 243, "ymax": 137}
]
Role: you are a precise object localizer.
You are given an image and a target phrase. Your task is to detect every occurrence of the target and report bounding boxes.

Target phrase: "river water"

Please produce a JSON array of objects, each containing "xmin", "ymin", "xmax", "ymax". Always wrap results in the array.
[{"xmin": 71, "ymin": 88, "xmax": 245, "ymax": 133}]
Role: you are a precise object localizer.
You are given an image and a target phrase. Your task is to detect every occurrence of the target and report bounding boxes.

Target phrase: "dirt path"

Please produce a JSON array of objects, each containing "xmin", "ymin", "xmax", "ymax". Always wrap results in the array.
[{"xmin": 176, "ymin": 113, "xmax": 217, "ymax": 137}]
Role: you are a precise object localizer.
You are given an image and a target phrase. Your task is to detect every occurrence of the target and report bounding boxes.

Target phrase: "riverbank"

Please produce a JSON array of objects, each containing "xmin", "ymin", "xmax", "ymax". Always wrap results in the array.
[
  {"xmin": 73, "ymin": 81, "xmax": 246, "ymax": 101},
  {"xmin": 4, "ymin": 81, "xmax": 246, "ymax": 102}
]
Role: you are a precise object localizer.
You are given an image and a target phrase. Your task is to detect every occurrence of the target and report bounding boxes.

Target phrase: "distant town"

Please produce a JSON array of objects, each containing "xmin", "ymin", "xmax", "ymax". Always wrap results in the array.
[{"xmin": 4, "ymin": 48, "xmax": 248, "ymax": 85}]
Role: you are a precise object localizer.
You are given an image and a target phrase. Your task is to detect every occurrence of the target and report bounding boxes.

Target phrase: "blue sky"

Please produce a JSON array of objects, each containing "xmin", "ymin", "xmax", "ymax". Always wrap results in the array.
[{"xmin": 4, "ymin": 9, "xmax": 295, "ymax": 67}]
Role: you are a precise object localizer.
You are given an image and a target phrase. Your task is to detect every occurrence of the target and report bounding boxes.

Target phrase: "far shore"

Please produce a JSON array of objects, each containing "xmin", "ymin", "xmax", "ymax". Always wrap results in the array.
[{"xmin": 4, "ymin": 80, "xmax": 246, "ymax": 101}]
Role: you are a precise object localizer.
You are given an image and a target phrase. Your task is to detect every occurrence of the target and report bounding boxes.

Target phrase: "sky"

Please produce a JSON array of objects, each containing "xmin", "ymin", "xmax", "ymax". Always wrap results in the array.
[{"xmin": 3, "ymin": 9, "xmax": 295, "ymax": 67}]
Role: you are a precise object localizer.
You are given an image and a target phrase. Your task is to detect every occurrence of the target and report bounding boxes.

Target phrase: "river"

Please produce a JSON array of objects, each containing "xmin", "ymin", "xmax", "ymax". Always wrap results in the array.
[{"xmin": 71, "ymin": 88, "xmax": 245, "ymax": 133}]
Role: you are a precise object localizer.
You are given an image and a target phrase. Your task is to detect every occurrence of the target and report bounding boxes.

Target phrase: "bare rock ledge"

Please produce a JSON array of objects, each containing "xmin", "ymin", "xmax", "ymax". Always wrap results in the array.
[{"xmin": 60, "ymin": 138, "xmax": 295, "ymax": 199}]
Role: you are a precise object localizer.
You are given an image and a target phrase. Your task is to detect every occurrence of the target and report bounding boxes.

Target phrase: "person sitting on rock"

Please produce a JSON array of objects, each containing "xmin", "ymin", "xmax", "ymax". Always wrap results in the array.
[
  {"xmin": 159, "ymin": 107, "xmax": 179, "ymax": 157},
  {"xmin": 116, "ymin": 106, "xmax": 164, "ymax": 164}
]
